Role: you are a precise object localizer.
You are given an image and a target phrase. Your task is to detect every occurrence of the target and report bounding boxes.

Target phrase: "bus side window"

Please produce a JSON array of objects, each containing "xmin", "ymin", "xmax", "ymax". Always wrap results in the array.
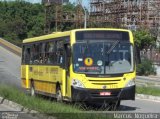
[
  {"xmin": 56, "ymin": 50, "xmax": 63, "ymax": 64},
  {"xmin": 22, "ymin": 46, "xmax": 25, "ymax": 64},
  {"xmin": 48, "ymin": 42, "xmax": 56, "ymax": 64},
  {"xmin": 22, "ymin": 45, "xmax": 31, "ymax": 64},
  {"xmin": 39, "ymin": 43, "xmax": 45, "ymax": 64},
  {"xmin": 30, "ymin": 44, "xmax": 40, "ymax": 64},
  {"xmin": 43, "ymin": 42, "xmax": 47, "ymax": 64},
  {"xmin": 56, "ymin": 41, "xmax": 64, "ymax": 66},
  {"xmin": 44, "ymin": 42, "xmax": 55, "ymax": 64},
  {"xmin": 26, "ymin": 48, "xmax": 31, "ymax": 64}
]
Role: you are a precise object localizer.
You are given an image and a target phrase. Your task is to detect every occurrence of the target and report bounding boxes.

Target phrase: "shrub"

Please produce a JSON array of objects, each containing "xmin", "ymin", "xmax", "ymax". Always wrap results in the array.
[{"xmin": 137, "ymin": 59, "xmax": 156, "ymax": 76}]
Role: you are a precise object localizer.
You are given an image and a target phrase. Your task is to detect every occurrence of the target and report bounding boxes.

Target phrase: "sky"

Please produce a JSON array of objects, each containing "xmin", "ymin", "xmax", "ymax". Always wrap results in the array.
[{"xmin": 0, "ymin": 0, "xmax": 89, "ymax": 7}]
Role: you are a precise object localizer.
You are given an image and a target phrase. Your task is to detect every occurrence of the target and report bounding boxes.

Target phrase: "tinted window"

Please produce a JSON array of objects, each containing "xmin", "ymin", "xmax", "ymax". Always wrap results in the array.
[{"xmin": 22, "ymin": 36, "xmax": 70, "ymax": 65}]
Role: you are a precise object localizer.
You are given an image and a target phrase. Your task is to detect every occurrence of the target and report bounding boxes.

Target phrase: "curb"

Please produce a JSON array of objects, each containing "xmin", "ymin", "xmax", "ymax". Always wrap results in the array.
[
  {"xmin": 0, "ymin": 96, "xmax": 56, "ymax": 119},
  {"xmin": 136, "ymin": 94, "xmax": 160, "ymax": 102}
]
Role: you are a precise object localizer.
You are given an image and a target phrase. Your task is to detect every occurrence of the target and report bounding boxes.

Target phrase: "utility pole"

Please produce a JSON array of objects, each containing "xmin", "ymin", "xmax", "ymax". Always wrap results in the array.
[
  {"xmin": 83, "ymin": 7, "xmax": 87, "ymax": 28},
  {"xmin": 55, "ymin": 6, "xmax": 58, "ymax": 32},
  {"xmin": 77, "ymin": 0, "xmax": 87, "ymax": 28}
]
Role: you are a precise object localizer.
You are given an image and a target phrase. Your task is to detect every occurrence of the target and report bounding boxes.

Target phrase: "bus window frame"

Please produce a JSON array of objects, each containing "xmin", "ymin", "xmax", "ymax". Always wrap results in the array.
[
  {"xmin": 22, "ymin": 44, "xmax": 31, "ymax": 65},
  {"xmin": 22, "ymin": 36, "xmax": 70, "ymax": 69}
]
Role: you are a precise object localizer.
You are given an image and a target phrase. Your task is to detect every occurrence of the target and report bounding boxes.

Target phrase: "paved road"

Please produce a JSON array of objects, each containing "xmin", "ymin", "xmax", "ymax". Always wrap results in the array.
[
  {"xmin": 0, "ymin": 45, "xmax": 39, "ymax": 118},
  {"xmin": 0, "ymin": 45, "xmax": 160, "ymax": 114},
  {"xmin": 0, "ymin": 45, "xmax": 21, "ymax": 88},
  {"xmin": 120, "ymin": 98, "xmax": 160, "ymax": 112}
]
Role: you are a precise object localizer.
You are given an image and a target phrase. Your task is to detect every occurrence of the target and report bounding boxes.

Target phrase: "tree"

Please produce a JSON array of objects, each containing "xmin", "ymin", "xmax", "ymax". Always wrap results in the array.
[
  {"xmin": 0, "ymin": 1, "xmax": 45, "ymax": 46},
  {"xmin": 0, "ymin": 1, "xmax": 78, "ymax": 46},
  {"xmin": 133, "ymin": 29, "xmax": 156, "ymax": 64}
]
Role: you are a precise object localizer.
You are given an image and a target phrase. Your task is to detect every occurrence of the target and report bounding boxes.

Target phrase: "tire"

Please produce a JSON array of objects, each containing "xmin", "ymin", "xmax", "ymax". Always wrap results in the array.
[
  {"xmin": 56, "ymin": 86, "xmax": 62, "ymax": 102},
  {"xmin": 30, "ymin": 81, "xmax": 36, "ymax": 97}
]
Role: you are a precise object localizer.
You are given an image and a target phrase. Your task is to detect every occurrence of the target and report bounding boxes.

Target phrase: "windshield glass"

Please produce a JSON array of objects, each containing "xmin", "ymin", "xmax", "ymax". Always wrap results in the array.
[{"xmin": 73, "ymin": 41, "xmax": 134, "ymax": 74}]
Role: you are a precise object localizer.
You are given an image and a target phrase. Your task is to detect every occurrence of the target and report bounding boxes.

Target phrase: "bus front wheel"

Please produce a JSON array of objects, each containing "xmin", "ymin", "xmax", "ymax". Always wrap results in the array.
[{"xmin": 56, "ymin": 86, "xmax": 62, "ymax": 102}]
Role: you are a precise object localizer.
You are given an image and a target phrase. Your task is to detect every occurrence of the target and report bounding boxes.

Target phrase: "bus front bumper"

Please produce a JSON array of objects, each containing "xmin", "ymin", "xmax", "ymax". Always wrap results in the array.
[{"xmin": 71, "ymin": 85, "xmax": 135, "ymax": 102}]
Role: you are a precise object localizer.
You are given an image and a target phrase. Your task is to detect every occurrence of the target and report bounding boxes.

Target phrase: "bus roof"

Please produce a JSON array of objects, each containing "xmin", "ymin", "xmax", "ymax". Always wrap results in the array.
[
  {"xmin": 72, "ymin": 28, "xmax": 131, "ymax": 32},
  {"xmin": 23, "ymin": 31, "xmax": 71, "ymax": 43},
  {"xmin": 23, "ymin": 28, "xmax": 131, "ymax": 43}
]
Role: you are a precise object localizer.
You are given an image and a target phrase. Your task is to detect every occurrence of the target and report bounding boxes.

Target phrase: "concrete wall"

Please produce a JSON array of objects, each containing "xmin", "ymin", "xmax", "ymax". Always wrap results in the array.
[{"xmin": 0, "ymin": 38, "xmax": 21, "ymax": 56}]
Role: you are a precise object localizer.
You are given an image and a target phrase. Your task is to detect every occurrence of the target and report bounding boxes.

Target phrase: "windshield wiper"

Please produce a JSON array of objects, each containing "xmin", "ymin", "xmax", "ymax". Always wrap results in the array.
[{"xmin": 106, "ymin": 40, "xmax": 120, "ymax": 54}]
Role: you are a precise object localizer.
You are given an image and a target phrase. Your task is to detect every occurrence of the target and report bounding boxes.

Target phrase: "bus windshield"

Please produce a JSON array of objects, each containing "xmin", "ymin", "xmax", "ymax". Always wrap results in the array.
[{"xmin": 73, "ymin": 41, "xmax": 134, "ymax": 74}]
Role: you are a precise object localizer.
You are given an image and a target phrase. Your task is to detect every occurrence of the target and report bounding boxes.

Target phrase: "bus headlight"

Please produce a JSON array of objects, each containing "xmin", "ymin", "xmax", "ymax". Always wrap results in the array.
[
  {"xmin": 72, "ymin": 79, "xmax": 85, "ymax": 88},
  {"xmin": 125, "ymin": 79, "xmax": 135, "ymax": 87}
]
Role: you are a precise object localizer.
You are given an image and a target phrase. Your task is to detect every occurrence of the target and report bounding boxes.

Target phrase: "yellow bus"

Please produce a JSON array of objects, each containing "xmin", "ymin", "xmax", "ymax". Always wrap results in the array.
[{"xmin": 21, "ymin": 28, "xmax": 135, "ymax": 108}]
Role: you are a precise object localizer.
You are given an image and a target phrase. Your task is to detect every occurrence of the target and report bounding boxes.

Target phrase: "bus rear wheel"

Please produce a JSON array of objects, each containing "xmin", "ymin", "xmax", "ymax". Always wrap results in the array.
[
  {"xmin": 30, "ymin": 81, "xmax": 36, "ymax": 97},
  {"xmin": 56, "ymin": 86, "xmax": 62, "ymax": 102}
]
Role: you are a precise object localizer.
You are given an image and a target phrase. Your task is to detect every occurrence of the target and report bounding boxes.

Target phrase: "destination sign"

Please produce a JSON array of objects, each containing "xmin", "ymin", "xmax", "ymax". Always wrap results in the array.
[{"xmin": 76, "ymin": 31, "xmax": 129, "ymax": 41}]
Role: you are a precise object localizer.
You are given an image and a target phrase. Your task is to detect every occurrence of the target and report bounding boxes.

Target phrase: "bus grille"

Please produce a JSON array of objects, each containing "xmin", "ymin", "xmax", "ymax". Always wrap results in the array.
[{"xmin": 89, "ymin": 79, "xmax": 121, "ymax": 85}]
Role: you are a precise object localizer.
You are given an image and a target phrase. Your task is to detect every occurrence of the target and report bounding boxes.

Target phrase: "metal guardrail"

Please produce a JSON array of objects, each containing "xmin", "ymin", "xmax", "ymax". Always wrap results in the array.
[
  {"xmin": 136, "ymin": 76, "xmax": 160, "ymax": 88},
  {"xmin": 0, "ymin": 38, "xmax": 22, "ymax": 56}
]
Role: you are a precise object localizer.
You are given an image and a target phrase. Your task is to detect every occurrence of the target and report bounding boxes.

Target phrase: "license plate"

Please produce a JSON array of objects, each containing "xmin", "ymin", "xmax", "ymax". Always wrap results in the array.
[{"xmin": 100, "ymin": 92, "xmax": 111, "ymax": 96}]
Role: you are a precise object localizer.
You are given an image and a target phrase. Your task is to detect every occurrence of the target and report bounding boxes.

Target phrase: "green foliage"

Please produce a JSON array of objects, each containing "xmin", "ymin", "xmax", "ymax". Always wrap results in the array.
[
  {"xmin": 133, "ymin": 29, "xmax": 156, "ymax": 50},
  {"xmin": 0, "ymin": 1, "xmax": 45, "ymax": 46},
  {"xmin": 0, "ymin": 1, "xmax": 77, "ymax": 46},
  {"xmin": 133, "ymin": 29, "xmax": 156, "ymax": 63},
  {"xmin": 0, "ymin": 84, "xmax": 112, "ymax": 119},
  {"xmin": 137, "ymin": 59, "xmax": 156, "ymax": 76}
]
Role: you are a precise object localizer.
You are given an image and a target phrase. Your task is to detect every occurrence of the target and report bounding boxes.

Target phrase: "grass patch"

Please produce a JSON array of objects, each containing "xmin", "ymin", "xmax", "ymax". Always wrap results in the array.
[
  {"xmin": 0, "ymin": 84, "xmax": 113, "ymax": 119},
  {"xmin": 2, "ymin": 84, "xmax": 160, "ymax": 118},
  {"xmin": 136, "ymin": 86, "xmax": 160, "ymax": 96},
  {"xmin": 0, "ymin": 85, "xmax": 80, "ymax": 114}
]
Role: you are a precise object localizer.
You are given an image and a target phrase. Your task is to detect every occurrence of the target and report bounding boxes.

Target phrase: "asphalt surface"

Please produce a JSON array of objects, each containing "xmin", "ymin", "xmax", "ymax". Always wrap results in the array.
[
  {"xmin": 120, "ymin": 98, "xmax": 160, "ymax": 112},
  {"xmin": 0, "ymin": 45, "xmax": 160, "ymax": 115},
  {"xmin": 0, "ymin": 45, "xmax": 41, "ymax": 119},
  {"xmin": 0, "ymin": 45, "xmax": 21, "ymax": 88}
]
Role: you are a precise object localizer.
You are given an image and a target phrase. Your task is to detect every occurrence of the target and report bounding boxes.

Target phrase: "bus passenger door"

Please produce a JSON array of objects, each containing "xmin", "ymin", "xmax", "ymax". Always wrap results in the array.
[
  {"xmin": 59, "ymin": 43, "xmax": 70, "ymax": 98},
  {"xmin": 57, "ymin": 40, "xmax": 70, "ymax": 99},
  {"xmin": 64, "ymin": 43, "xmax": 71, "ymax": 97}
]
